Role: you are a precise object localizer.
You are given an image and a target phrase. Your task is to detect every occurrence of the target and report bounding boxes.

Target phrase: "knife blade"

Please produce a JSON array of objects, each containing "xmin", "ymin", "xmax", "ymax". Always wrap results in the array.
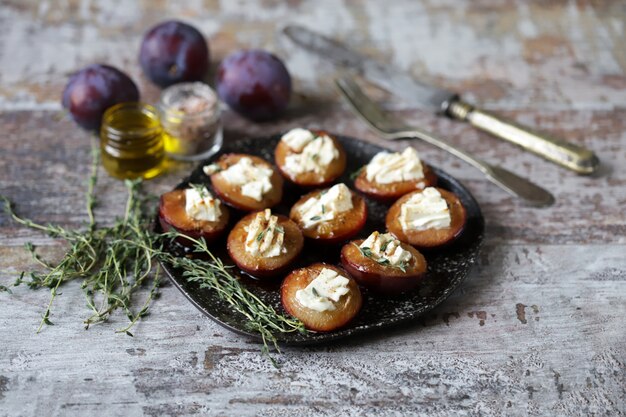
[
  {"xmin": 283, "ymin": 24, "xmax": 600, "ymax": 174},
  {"xmin": 283, "ymin": 25, "xmax": 457, "ymax": 113}
]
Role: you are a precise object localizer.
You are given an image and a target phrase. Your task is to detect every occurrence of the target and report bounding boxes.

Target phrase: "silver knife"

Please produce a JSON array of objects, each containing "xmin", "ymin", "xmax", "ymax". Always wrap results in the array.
[{"xmin": 283, "ymin": 25, "xmax": 599, "ymax": 175}]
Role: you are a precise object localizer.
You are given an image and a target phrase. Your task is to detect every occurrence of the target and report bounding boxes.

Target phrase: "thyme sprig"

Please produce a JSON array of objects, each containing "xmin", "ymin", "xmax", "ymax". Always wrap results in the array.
[
  {"xmin": 354, "ymin": 243, "xmax": 408, "ymax": 273},
  {"xmin": 156, "ymin": 234, "xmax": 306, "ymax": 365},
  {"xmin": 0, "ymin": 144, "xmax": 160, "ymax": 334},
  {"xmin": 0, "ymin": 141, "xmax": 305, "ymax": 364}
]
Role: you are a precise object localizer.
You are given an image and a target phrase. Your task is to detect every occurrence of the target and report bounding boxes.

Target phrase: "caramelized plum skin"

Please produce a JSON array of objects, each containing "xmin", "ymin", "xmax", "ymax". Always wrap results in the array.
[
  {"xmin": 62, "ymin": 64, "xmax": 139, "ymax": 130},
  {"xmin": 216, "ymin": 49, "xmax": 291, "ymax": 121},
  {"xmin": 274, "ymin": 131, "xmax": 347, "ymax": 187},
  {"xmin": 289, "ymin": 189, "xmax": 367, "ymax": 244},
  {"xmin": 227, "ymin": 212, "xmax": 304, "ymax": 278},
  {"xmin": 354, "ymin": 164, "xmax": 437, "ymax": 203},
  {"xmin": 386, "ymin": 188, "xmax": 467, "ymax": 249},
  {"xmin": 139, "ymin": 20, "xmax": 209, "ymax": 87},
  {"xmin": 281, "ymin": 263, "xmax": 362, "ymax": 332},
  {"xmin": 158, "ymin": 189, "xmax": 229, "ymax": 247},
  {"xmin": 341, "ymin": 239, "xmax": 427, "ymax": 295},
  {"xmin": 209, "ymin": 154, "xmax": 283, "ymax": 211}
]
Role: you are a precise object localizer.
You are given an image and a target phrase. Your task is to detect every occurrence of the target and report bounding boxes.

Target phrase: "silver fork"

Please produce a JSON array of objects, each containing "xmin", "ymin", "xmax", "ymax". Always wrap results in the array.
[{"xmin": 335, "ymin": 77, "xmax": 555, "ymax": 207}]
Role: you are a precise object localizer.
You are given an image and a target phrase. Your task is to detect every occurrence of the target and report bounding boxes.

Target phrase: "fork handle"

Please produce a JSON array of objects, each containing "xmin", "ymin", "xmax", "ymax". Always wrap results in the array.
[
  {"xmin": 398, "ymin": 130, "xmax": 555, "ymax": 207},
  {"xmin": 447, "ymin": 99, "xmax": 599, "ymax": 174}
]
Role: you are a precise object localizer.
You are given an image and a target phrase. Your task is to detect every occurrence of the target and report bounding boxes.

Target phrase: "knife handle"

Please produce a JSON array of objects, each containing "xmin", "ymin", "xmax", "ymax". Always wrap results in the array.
[{"xmin": 446, "ymin": 100, "xmax": 599, "ymax": 174}]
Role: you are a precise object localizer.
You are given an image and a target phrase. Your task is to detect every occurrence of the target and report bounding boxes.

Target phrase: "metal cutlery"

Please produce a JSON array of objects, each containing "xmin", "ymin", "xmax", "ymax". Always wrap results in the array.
[
  {"xmin": 335, "ymin": 77, "xmax": 555, "ymax": 207},
  {"xmin": 284, "ymin": 25, "xmax": 599, "ymax": 175}
]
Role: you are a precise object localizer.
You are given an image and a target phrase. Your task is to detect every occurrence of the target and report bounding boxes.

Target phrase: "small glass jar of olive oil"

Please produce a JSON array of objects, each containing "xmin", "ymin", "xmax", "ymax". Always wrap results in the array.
[{"xmin": 100, "ymin": 103, "xmax": 166, "ymax": 180}]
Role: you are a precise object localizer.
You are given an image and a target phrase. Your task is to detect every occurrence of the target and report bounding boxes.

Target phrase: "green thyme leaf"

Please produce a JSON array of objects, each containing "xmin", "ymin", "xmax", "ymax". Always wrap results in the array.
[
  {"xmin": 189, "ymin": 183, "xmax": 209, "ymax": 198},
  {"xmin": 256, "ymin": 230, "xmax": 266, "ymax": 241},
  {"xmin": 14, "ymin": 271, "xmax": 25, "ymax": 287},
  {"xmin": 311, "ymin": 287, "xmax": 320, "ymax": 297},
  {"xmin": 359, "ymin": 246, "xmax": 373, "ymax": 258},
  {"xmin": 350, "ymin": 167, "xmax": 364, "ymax": 181},
  {"xmin": 380, "ymin": 240, "xmax": 390, "ymax": 252},
  {"xmin": 42, "ymin": 310, "xmax": 54, "ymax": 326},
  {"xmin": 309, "ymin": 215, "xmax": 322, "ymax": 221}
]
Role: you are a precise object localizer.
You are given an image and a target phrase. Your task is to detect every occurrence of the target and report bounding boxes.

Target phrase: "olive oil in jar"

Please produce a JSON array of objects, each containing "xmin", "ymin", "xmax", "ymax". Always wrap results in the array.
[{"xmin": 100, "ymin": 103, "xmax": 166, "ymax": 180}]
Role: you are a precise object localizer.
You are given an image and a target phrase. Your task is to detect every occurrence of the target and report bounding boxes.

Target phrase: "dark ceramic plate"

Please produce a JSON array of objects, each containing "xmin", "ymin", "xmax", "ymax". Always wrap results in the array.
[{"xmin": 157, "ymin": 133, "xmax": 484, "ymax": 346}]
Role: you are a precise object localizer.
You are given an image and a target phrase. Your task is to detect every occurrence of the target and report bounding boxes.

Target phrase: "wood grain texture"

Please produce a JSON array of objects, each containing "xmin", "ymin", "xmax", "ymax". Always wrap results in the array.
[{"xmin": 0, "ymin": 1, "xmax": 624, "ymax": 416}]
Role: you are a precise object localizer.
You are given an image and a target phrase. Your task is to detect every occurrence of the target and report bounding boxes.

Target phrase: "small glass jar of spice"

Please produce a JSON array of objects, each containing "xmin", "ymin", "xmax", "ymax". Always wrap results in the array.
[{"xmin": 158, "ymin": 82, "xmax": 223, "ymax": 161}]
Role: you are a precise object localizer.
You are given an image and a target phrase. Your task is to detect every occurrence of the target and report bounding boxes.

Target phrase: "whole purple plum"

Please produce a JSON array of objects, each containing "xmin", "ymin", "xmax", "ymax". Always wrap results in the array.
[
  {"xmin": 216, "ymin": 49, "xmax": 291, "ymax": 121},
  {"xmin": 139, "ymin": 20, "xmax": 209, "ymax": 88},
  {"xmin": 62, "ymin": 64, "xmax": 139, "ymax": 130}
]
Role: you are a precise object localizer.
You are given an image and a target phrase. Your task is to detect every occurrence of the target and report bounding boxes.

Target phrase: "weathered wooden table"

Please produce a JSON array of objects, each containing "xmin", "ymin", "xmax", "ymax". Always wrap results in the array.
[{"xmin": 1, "ymin": 1, "xmax": 624, "ymax": 416}]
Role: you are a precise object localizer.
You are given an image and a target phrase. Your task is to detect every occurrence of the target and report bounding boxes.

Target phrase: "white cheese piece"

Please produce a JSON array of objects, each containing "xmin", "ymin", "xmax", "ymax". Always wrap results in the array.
[
  {"xmin": 202, "ymin": 163, "xmax": 221, "ymax": 175},
  {"xmin": 218, "ymin": 157, "xmax": 273, "ymax": 201},
  {"xmin": 359, "ymin": 231, "xmax": 412, "ymax": 267},
  {"xmin": 365, "ymin": 147, "xmax": 424, "ymax": 184},
  {"xmin": 295, "ymin": 268, "xmax": 350, "ymax": 312},
  {"xmin": 281, "ymin": 128, "xmax": 316, "ymax": 152},
  {"xmin": 297, "ymin": 183, "xmax": 354, "ymax": 229},
  {"xmin": 282, "ymin": 132, "xmax": 339, "ymax": 176},
  {"xmin": 244, "ymin": 209, "xmax": 286, "ymax": 258},
  {"xmin": 399, "ymin": 187, "xmax": 451, "ymax": 231},
  {"xmin": 184, "ymin": 186, "xmax": 221, "ymax": 222}
]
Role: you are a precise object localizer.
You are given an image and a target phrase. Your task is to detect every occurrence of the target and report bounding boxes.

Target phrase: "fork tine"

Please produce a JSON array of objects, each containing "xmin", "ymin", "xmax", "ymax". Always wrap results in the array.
[{"xmin": 335, "ymin": 77, "xmax": 400, "ymax": 133}]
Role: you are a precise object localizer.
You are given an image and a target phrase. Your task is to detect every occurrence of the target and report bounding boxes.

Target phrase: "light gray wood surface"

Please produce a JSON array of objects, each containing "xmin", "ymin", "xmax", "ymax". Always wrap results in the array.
[{"xmin": 0, "ymin": 1, "xmax": 624, "ymax": 416}]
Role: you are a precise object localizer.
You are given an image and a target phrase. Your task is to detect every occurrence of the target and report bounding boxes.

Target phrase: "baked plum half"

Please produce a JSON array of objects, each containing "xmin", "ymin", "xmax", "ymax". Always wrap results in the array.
[
  {"xmin": 227, "ymin": 209, "xmax": 304, "ymax": 278},
  {"xmin": 289, "ymin": 183, "xmax": 367, "ymax": 244},
  {"xmin": 158, "ymin": 185, "xmax": 229, "ymax": 247},
  {"xmin": 275, "ymin": 128, "xmax": 346, "ymax": 187},
  {"xmin": 341, "ymin": 232, "xmax": 428, "ymax": 295},
  {"xmin": 386, "ymin": 187, "xmax": 466, "ymax": 249},
  {"xmin": 204, "ymin": 153, "xmax": 283, "ymax": 211},
  {"xmin": 281, "ymin": 263, "xmax": 362, "ymax": 332},
  {"xmin": 354, "ymin": 147, "xmax": 437, "ymax": 203}
]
